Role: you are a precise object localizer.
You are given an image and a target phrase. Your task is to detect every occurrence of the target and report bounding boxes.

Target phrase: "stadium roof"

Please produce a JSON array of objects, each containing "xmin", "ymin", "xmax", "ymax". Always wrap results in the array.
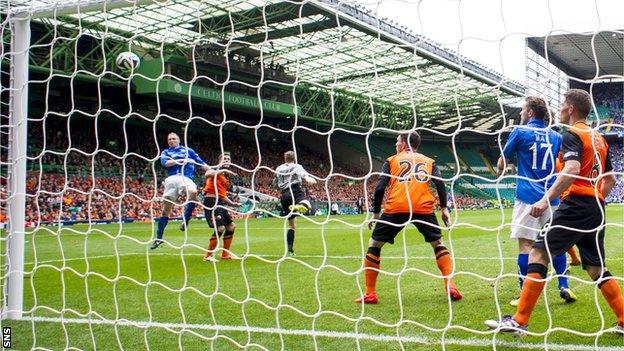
[
  {"xmin": 526, "ymin": 30, "xmax": 624, "ymax": 81},
  {"xmin": 5, "ymin": 0, "xmax": 526, "ymax": 133}
]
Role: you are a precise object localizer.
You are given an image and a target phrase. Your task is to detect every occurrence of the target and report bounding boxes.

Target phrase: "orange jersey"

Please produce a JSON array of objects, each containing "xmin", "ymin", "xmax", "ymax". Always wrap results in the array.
[
  {"xmin": 560, "ymin": 121, "xmax": 610, "ymax": 201},
  {"xmin": 203, "ymin": 173, "xmax": 229, "ymax": 198},
  {"xmin": 383, "ymin": 151, "xmax": 436, "ymax": 214}
]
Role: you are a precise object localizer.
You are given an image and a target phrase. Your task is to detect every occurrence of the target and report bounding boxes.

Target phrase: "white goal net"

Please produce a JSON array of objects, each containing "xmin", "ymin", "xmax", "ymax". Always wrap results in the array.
[{"xmin": 1, "ymin": 0, "xmax": 623, "ymax": 350}]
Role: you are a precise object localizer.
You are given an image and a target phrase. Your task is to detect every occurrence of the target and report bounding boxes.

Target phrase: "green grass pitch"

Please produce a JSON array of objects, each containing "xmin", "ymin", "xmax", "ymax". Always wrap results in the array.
[{"xmin": 2, "ymin": 207, "xmax": 623, "ymax": 350}]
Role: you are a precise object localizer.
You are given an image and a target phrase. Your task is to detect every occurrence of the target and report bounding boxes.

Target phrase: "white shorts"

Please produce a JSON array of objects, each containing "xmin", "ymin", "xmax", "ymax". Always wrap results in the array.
[
  {"xmin": 163, "ymin": 175, "xmax": 197, "ymax": 201},
  {"xmin": 510, "ymin": 200, "xmax": 558, "ymax": 241}
]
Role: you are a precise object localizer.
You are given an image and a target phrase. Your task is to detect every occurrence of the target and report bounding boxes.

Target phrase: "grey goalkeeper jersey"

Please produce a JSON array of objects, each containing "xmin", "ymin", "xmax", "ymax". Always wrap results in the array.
[{"xmin": 275, "ymin": 163, "xmax": 310, "ymax": 190}]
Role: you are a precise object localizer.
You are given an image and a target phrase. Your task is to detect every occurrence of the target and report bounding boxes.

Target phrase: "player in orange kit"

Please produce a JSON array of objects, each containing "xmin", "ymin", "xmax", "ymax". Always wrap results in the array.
[
  {"xmin": 202, "ymin": 152, "xmax": 241, "ymax": 262},
  {"xmin": 355, "ymin": 131, "xmax": 461, "ymax": 304},
  {"xmin": 486, "ymin": 89, "xmax": 622, "ymax": 335}
]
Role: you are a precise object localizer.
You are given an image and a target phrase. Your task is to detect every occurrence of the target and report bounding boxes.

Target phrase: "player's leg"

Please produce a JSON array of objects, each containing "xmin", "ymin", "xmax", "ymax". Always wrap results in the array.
[
  {"xmin": 220, "ymin": 216, "xmax": 236, "ymax": 260},
  {"xmin": 281, "ymin": 192, "xmax": 298, "ymax": 255},
  {"xmin": 204, "ymin": 224, "xmax": 225, "ymax": 262},
  {"xmin": 509, "ymin": 201, "xmax": 536, "ymax": 292},
  {"xmin": 413, "ymin": 213, "xmax": 462, "ymax": 301},
  {"xmin": 179, "ymin": 179, "xmax": 198, "ymax": 231},
  {"xmin": 355, "ymin": 213, "xmax": 405, "ymax": 304},
  {"xmin": 538, "ymin": 205, "xmax": 576, "ymax": 303},
  {"xmin": 203, "ymin": 196, "xmax": 223, "ymax": 261},
  {"xmin": 151, "ymin": 199, "xmax": 174, "ymax": 249},
  {"xmin": 579, "ymin": 228, "xmax": 623, "ymax": 330},
  {"xmin": 286, "ymin": 217, "xmax": 296, "ymax": 256},
  {"xmin": 486, "ymin": 204, "xmax": 582, "ymax": 332},
  {"xmin": 567, "ymin": 246, "xmax": 581, "ymax": 266},
  {"xmin": 151, "ymin": 177, "xmax": 177, "ymax": 249},
  {"xmin": 289, "ymin": 187, "xmax": 311, "ymax": 214},
  {"xmin": 517, "ymin": 238, "xmax": 533, "ymax": 288}
]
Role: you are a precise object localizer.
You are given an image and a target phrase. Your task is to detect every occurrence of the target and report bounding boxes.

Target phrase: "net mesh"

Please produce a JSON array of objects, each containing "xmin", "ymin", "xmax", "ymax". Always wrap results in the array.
[{"xmin": 1, "ymin": 0, "xmax": 623, "ymax": 350}]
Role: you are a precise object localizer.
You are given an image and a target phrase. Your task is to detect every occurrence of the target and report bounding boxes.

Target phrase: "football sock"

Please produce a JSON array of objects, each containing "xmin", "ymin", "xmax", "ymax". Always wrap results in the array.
[
  {"xmin": 514, "ymin": 263, "xmax": 547, "ymax": 326},
  {"xmin": 156, "ymin": 216, "xmax": 169, "ymax": 240},
  {"xmin": 553, "ymin": 254, "xmax": 569, "ymax": 289},
  {"xmin": 182, "ymin": 202, "xmax": 196, "ymax": 225},
  {"xmin": 222, "ymin": 230, "xmax": 234, "ymax": 255},
  {"xmin": 567, "ymin": 247, "xmax": 581, "ymax": 264},
  {"xmin": 287, "ymin": 229, "xmax": 295, "ymax": 252},
  {"xmin": 597, "ymin": 272, "xmax": 624, "ymax": 325},
  {"xmin": 434, "ymin": 245, "xmax": 456, "ymax": 289},
  {"xmin": 517, "ymin": 253, "xmax": 529, "ymax": 289},
  {"xmin": 364, "ymin": 247, "xmax": 381, "ymax": 295},
  {"xmin": 206, "ymin": 232, "xmax": 218, "ymax": 256}
]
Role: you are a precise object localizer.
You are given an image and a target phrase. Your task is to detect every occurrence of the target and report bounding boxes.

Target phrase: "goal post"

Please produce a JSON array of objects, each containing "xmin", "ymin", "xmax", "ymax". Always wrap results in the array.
[{"xmin": 3, "ymin": 15, "xmax": 30, "ymax": 321}]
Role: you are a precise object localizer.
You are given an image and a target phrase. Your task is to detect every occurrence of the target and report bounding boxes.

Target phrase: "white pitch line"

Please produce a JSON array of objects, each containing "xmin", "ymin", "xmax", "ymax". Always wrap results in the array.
[
  {"xmin": 24, "ymin": 253, "xmax": 520, "ymax": 266},
  {"xmin": 15, "ymin": 316, "xmax": 623, "ymax": 351},
  {"xmin": 24, "ymin": 253, "xmax": 623, "ymax": 266}
]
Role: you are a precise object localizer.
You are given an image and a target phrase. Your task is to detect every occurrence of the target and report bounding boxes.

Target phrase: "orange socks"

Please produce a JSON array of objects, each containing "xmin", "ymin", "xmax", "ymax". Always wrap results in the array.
[
  {"xmin": 364, "ymin": 247, "xmax": 381, "ymax": 295},
  {"xmin": 222, "ymin": 231, "xmax": 234, "ymax": 258},
  {"xmin": 205, "ymin": 233, "xmax": 218, "ymax": 258},
  {"xmin": 434, "ymin": 245, "xmax": 456, "ymax": 289},
  {"xmin": 514, "ymin": 264, "xmax": 547, "ymax": 326},
  {"xmin": 598, "ymin": 273, "xmax": 624, "ymax": 325}
]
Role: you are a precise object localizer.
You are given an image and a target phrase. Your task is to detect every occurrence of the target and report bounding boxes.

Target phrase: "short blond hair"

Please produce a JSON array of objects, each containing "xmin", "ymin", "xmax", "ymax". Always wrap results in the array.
[{"xmin": 284, "ymin": 151, "xmax": 295, "ymax": 163}]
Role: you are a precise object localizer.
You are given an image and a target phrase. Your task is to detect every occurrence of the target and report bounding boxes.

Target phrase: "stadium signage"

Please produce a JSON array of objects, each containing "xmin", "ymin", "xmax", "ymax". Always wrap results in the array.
[
  {"xmin": 139, "ymin": 79, "xmax": 298, "ymax": 116},
  {"xmin": 133, "ymin": 57, "xmax": 299, "ymax": 116}
]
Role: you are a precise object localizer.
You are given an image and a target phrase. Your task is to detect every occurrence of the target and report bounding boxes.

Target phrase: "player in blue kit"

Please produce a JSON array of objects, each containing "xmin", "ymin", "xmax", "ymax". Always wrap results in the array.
[
  {"xmin": 150, "ymin": 132, "xmax": 211, "ymax": 250},
  {"xmin": 497, "ymin": 96, "xmax": 576, "ymax": 305}
]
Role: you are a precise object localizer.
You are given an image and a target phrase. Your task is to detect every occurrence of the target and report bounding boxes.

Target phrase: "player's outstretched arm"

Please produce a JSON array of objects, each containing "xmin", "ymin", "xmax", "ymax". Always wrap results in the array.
[
  {"xmin": 295, "ymin": 164, "xmax": 316, "ymax": 184},
  {"xmin": 303, "ymin": 175, "xmax": 317, "ymax": 184},
  {"xmin": 220, "ymin": 195, "xmax": 241, "ymax": 207},
  {"xmin": 205, "ymin": 168, "xmax": 237, "ymax": 177}
]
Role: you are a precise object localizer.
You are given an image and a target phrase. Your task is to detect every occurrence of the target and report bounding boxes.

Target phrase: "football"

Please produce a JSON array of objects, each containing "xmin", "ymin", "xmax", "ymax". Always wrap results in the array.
[{"xmin": 115, "ymin": 51, "xmax": 140, "ymax": 70}]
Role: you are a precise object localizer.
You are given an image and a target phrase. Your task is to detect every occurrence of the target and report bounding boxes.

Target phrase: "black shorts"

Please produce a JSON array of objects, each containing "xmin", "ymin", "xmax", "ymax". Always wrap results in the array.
[
  {"xmin": 371, "ymin": 212, "xmax": 442, "ymax": 244},
  {"xmin": 203, "ymin": 196, "xmax": 233, "ymax": 228},
  {"xmin": 534, "ymin": 196, "xmax": 606, "ymax": 268},
  {"xmin": 280, "ymin": 185, "xmax": 306, "ymax": 218}
]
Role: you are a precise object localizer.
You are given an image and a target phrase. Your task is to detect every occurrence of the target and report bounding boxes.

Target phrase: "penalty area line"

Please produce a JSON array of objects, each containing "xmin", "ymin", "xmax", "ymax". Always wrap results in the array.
[{"xmin": 16, "ymin": 316, "xmax": 622, "ymax": 351}]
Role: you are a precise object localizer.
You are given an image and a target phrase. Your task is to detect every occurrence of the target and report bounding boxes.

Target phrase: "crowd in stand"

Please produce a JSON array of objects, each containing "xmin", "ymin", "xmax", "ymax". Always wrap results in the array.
[{"xmin": 4, "ymin": 88, "xmax": 623, "ymax": 225}]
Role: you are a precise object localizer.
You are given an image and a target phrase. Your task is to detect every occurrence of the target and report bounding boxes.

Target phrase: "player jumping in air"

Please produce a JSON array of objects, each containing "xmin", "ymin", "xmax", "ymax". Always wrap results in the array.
[
  {"xmin": 497, "ymin": 96, "xmax": 576, "ymax": 306},
  {"xmin": 356, "ymin": 131, "xmax": 461, "ymax": 304},
  {"xmin": 486, "ymin": 89, "xmax": 623, "ymax": 335},
  {"xmin": 274, "ymin": 151, "xmax": 316, "ymax": 256},
  {"xmin": 151, "ymin": 132, "xmax": 210, "ymax": 250}
]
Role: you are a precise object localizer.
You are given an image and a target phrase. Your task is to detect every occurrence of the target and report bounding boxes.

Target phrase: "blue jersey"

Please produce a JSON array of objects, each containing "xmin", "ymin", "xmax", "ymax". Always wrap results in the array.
[
  {"xmin": 160, "ymin": 146, "xmax": 206, "ymax": 179},
  {"xmin": 502, "ymin": 119, "xmax": 562, "ymax": 205}
]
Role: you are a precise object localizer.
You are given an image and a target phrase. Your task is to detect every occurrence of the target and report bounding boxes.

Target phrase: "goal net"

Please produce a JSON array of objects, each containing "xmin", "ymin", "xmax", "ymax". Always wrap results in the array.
[{"xmin": 1, "ymin": 0, "xmax": 623, "ymax": 350}]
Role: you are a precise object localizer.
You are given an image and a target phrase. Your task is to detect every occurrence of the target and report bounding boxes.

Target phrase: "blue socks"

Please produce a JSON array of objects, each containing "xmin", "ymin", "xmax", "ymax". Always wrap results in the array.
[
  {"xmin": 553, "ymin": 254, "xmax": 569, "ymax": 289},
  {"xmin": 518, "ymin": 253, "xmax": 569, "ymax": 290},
  {"xmin": 183, "ymin": 202, "xmax": 196, "ymax": 225},
  {"xmin": 517, "ymin": 253, "xmax": 529, "ymax": 288},
  {"xmin": 156, "ymin": 216, "xmax": 169, "ymax": 240}
]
